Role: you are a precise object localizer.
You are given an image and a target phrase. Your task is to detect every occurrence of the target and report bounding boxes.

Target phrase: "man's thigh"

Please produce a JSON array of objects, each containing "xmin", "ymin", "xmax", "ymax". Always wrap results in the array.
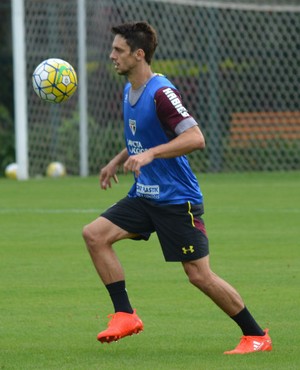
[
  {"xmin": 101, "ymin": 197, "xmax": 155, "ymax": 240},
  {"xmin": 85, "ymin": 216, "xmax": 137, "ymax": 243}
]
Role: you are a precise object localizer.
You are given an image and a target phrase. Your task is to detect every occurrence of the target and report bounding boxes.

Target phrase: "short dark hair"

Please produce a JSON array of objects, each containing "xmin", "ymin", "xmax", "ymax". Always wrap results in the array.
[{"xmin": 111, "ymin": 21, "xmax": 158, "ymax": 64}]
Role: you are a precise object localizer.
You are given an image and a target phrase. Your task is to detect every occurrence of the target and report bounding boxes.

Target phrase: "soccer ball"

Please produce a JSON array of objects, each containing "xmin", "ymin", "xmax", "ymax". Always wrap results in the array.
[
  {"xmin": 46, "ymin": 162, "xmax": 66, "ymax": 178},
  {"xmin": 5, "ymin": 163, "xmax": 18, "ymax": 179},
  {"xmin": 32, "ymin": 58, "xmax": 77, "ymax": 103}
]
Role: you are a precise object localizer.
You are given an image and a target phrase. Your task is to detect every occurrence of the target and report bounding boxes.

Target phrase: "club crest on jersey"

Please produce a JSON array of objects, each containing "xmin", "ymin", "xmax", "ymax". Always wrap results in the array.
[{"xmin": 129, "ymin": 119, "xmax": 136, "ymax": 136}]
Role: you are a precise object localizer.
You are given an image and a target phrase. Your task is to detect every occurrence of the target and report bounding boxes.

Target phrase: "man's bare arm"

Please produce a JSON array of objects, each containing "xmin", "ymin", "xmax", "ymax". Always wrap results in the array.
[
  {"xmin": 100, "ymin": 148, "xmax": 129, "ymax": 189},
  {"xmin": 124, "ymin": 125, "xmax": 205, "ymax": 177}
]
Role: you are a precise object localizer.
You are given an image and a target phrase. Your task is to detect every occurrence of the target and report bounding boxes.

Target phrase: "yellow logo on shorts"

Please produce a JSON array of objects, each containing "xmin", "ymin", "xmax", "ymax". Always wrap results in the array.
[{"xmin": 182, "ymin": 246, "xmax": 195, "ymax": 254}]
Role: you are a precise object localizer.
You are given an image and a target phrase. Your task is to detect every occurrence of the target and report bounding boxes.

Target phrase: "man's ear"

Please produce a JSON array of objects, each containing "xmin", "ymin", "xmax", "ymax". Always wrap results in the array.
[{"xmin": 135, "ymin": 48, "xmax": 145, "ymax": 60}]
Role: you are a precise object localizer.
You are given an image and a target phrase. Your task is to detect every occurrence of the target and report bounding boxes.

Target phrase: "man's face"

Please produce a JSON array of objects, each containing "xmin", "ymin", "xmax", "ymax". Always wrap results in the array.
[{"xmin": 110, "ymin": 35, "xmax": 137, "ymax": 76}]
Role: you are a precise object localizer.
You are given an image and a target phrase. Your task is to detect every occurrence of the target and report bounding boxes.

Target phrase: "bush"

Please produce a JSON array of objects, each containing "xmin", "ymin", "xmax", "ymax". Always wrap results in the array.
[
  {"xmin": 57, "ymin": 111, "xmax": 124, "ymax": 175},
  {"xmin": 0, "ymin": 104, "xmax": 14, "ymax": 176}
]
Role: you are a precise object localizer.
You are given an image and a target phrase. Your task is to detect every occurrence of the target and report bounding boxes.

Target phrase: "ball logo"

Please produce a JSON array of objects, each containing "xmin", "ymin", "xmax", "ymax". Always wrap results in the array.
[
  {"xmin": 56, "ymin": 66, "xmax": 71, "ymax": 86},
  {"xmin": 62, "ymin": 75, "xmax": 71, "ymax": 86}
]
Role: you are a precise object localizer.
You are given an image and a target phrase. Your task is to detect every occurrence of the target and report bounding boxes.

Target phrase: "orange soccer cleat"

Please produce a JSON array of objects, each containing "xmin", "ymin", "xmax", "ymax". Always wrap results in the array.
[
  {"xmin": 224, "ymin": 329, "xmax": 272, "ymax": 354},
  {"xmin": 97, "ymin": 309, "xmax": 144, "ymax": 343}
]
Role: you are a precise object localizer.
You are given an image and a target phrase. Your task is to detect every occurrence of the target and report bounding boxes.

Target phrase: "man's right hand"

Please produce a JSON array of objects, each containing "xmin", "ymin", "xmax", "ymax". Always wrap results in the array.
[{"xmin": 99, "ymin": 163, "xmax": 119, "ymax": 190}]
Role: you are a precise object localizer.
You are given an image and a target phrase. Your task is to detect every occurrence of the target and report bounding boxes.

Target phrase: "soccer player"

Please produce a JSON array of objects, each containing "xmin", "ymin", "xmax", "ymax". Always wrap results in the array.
[{"xmin": 82, "ymin": 21, "xmax": 272, "ymax": 354}]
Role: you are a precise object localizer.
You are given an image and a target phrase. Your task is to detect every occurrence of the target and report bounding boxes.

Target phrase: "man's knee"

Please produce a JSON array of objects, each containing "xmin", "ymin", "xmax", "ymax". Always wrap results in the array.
[
  {"xmin": 82, "ymin": 223, "xmax": 96, "ymax": 248},
  {"xmin": 183, "ymin": 259, "xmax": 215, "ymax": 292},
  {"xmin": 188, "ymin": 271, "xmax": 207, "ymax": 289},
  {"xmin": 82, "ymin": 223, "xmax": 90, "ymax": 241},
  {"xmin": 82, "ymin": 217, "xmax": 127, "ymax": 251}
]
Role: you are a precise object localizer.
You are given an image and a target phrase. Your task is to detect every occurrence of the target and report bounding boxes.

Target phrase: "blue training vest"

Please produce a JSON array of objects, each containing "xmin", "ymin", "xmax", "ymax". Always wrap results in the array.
[{"xmin": 123, "ymin": 74, "xmax": 203, "ymax": 205}]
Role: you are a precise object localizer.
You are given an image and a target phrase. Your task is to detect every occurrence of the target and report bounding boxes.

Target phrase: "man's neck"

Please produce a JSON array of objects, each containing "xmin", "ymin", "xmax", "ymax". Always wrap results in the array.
[{"xmin": 128, "ymin": 65, "xmax": 154, "ymax": 90}]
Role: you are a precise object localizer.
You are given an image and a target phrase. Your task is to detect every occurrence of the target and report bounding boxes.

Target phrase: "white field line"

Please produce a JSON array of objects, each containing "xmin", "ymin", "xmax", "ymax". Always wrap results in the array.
[
  {"xmin": 0, "ymin": 208, "xmax": 101, "ymax": 214},
  {"xmin": 206, "ymin": 207, "xmax": 300, "ymax": 213},
  {"xmin": 0, "ymin": 207, "xmax": 299, "ymax": 214}
]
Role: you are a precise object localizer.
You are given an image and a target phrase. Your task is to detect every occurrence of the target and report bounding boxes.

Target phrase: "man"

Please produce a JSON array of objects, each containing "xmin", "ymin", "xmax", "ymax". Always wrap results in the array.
[{"xmin": 82, "ymin": 21, "xmax": 272, "ymax": 354}]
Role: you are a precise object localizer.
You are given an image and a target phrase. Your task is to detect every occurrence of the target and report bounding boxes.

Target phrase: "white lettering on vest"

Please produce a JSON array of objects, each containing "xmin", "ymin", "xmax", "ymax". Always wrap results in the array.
[{"xmin": 163, "ymin": 88, "xmax": 189, "ymax": 118}]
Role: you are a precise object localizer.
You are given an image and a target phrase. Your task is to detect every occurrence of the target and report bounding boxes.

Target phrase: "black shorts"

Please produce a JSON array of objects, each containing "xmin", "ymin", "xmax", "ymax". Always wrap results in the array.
[{"xmin": 101, "ymin": 197, "xmax": 209, "ymax": 262}]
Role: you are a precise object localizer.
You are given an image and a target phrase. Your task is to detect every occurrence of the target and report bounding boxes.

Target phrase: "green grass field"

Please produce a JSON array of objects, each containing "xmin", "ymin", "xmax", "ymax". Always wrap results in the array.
[{"xmin": 1, "ymin": 171, "xmax": 299, "ymax": 370}]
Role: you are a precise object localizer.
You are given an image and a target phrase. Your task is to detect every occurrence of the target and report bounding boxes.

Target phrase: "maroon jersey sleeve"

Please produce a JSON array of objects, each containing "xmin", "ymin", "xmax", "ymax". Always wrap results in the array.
[{"xmin": 154, "ymin": 87, "xmax": 196, "ymax": 136}]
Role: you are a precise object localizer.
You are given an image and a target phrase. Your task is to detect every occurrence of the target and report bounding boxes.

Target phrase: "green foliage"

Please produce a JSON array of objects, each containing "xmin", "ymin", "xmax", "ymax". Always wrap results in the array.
[
  {"xmin": 0, "ymin": 0, "xmax": 14, "ymax": 115},
  {"xmin": 57, "ymin": 111, "xmax": 124, "ymax": 174},
  {"xmin": 0, "ymin": 104, "xmax": 15, "ymax": 176},
  {"xmin": 152, "ymin": 58, "xmax": 252, "ymax": 78}
]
